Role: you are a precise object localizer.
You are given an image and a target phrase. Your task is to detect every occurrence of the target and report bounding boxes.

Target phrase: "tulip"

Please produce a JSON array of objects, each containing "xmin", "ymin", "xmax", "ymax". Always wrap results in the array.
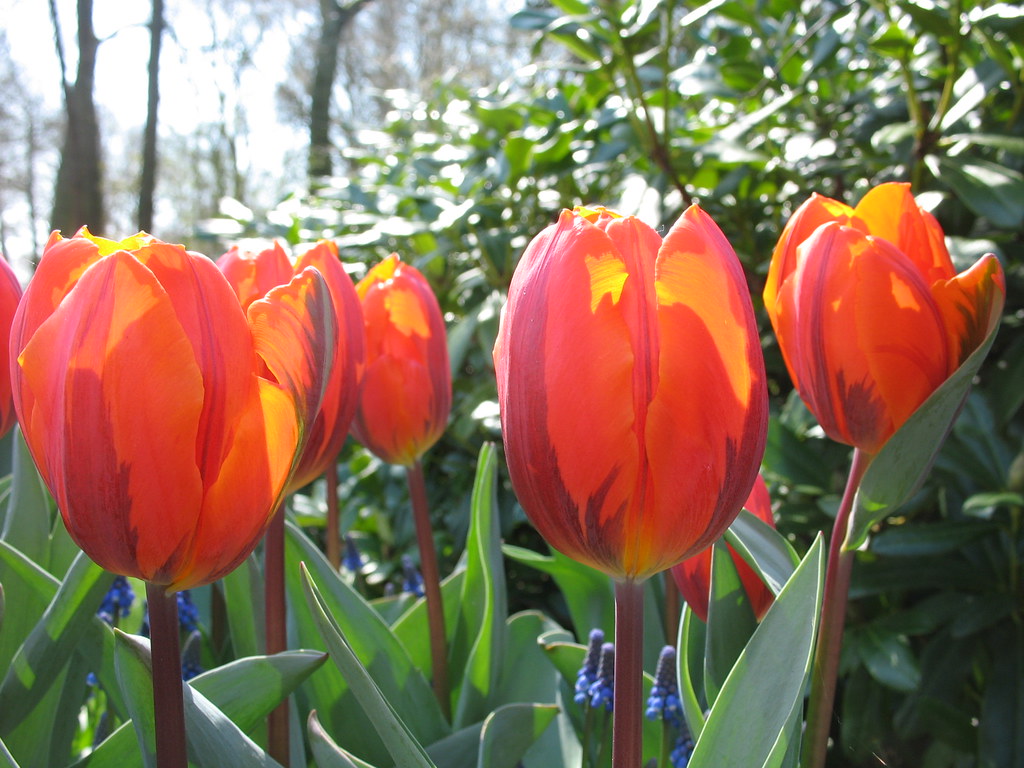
[
  {"xmin": 218, "ymin": 240, "xmax": 365, "ymax": 490},
  {"xmin": 10, "ymin": 229, "xmax": 335, "ymax": 593},
  {"xmin": 494, "ymin": 205, "xmax": 768, "ymax": 768},
  {"xmin": 0, "ymin": 255, "xmax": 24, "ymax": 438},
  {"xmin": 671, "ymin": 474, "xmax": 775, "ymax": 622},
  {"xmin": 353, "ymin": 252, "xmax": 452, "ymax": 716},
  {"xmin": 352, "ymin": 253, "xmax": 450, "ymax": 466},
  {"xmin": 764, "ymin": 183, "xmax": 1006, "ymax": 768},
  {"xmin": 764, "ymin": 182, "xmax": 1005, "ymax": 455},
  {"xmin": 494, "ymin": 205, "xmax": 768, "ymax": 582}
]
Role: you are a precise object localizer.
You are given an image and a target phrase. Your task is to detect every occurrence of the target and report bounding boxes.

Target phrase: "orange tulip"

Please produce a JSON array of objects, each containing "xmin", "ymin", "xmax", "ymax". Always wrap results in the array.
[
  {"xmin": 218, "ymin": 240, "xmax": 365, "ymax": 489},
  {"xmin": 0, "ymin": 255, "xmax": 23, "ymax": 437},
  {"xmin": 494, "ymin": 206, "xmax": 768, "ymax": 582},
  {"xmin": 671, "ymin": 473, "xmax": 775, "ymax": 622},
  {"xmin": 765, "ymin": 183, "xmax": 1005, "ymax": 455},
  {"xmin": 9, "ymin": 229, "xmax": 335, "ymax": 592},
  {"xmin": 352, "ymin": 253, "xmax": 451, "ymax": 466}
]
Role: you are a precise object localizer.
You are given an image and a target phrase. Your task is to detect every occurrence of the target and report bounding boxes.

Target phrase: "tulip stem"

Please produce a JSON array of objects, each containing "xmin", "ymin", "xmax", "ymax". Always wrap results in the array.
[
  {"xmin": 803, "ymin": 449, "xmax": 872, "ymax": 768},
  {"xmin": 407, "ymin": 459, "xmax": 451, "ymax": 720},
  {"xmin": 146, "ymin": 582, "xmax": 187, "ymax": 768},
  {"xmin": 612, "ymin": 579, "xmax": 644, "ymax": 768},
  {"xmin": 265, "ymin": 505, "xmax": 290, "ymax": 766},
  {"xmin": 325, "ymin": 459, "xmax": 341, "ymax": 570}
]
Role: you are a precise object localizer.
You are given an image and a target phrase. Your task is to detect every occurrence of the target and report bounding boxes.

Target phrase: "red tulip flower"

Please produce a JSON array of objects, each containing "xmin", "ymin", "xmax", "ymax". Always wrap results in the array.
[
  {"xmin": 352, "ymin": 253, "xmax": 451, "ymax": 466},
  {"xmin": 218, "ymin": 240, "xmax": 365, "ymax": 490},
  {"xmin": 9, "ymin": 229, "xmax": 335, "ymax": 592},
  {"xmin": 671, "ymin": 473, "xmax": 775, "ymax": 622},
  {"xmin": 0, "ymin": 255, "xmax": 24, "ymax": 438},
  {"xmin": 494, "ymin": 205, "xmax": 768, "ymax": 583},
  {"xmin": 764, "ymin": 183, "xmax": 1005, "ymax": 455}
]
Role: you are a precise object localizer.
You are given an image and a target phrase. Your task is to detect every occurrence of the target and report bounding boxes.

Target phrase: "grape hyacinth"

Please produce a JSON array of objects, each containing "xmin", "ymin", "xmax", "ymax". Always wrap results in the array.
[
  {"xmin": 645, "ymin": 646, "xmax": 695, "ymax": 768},
  {"xmin": 343, "ymin": 533, "xmax": 364, "ymax": 573},
  {"xmin": 574, "ymin": 628, "xmax": 605, "ymax": 705},
  {"xmin": 588, "ymin": 641, "xmax": 616, "ymax": 711},
  {"xmin": 401, "ymin": 554, "xmax": 425, "ymax": 597},
  {"xmin": 97, "ymin": 575, "xmax": 135, "ymax": 625},
  {"xmin": 181, "ymin": 630, "xmax": 203, "ymax": 681},
  {"xmin": 177, "ymin": 590, "xmax": 200, "ymax": 634}
]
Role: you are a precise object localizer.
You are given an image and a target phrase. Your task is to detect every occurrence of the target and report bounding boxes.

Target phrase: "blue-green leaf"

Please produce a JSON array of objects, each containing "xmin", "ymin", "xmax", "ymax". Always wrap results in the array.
[{"xmin": 688, "ymin": 536, "xmax": 824, "ymax": 768}]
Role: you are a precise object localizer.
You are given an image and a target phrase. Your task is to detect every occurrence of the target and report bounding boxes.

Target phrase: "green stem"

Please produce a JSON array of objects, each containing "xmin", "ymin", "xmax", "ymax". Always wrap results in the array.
[
  {"xmin": 802, "ymin": 449, "xmax": 872, "ymax": 768},
  {"xmin": 264, "ymin": 505, "xmax": 289, "ymax": 766},
  {"xmin": 146, "ymin": 582, "xmax": 187, "ymax": 768},
  {"xmin": 612, "ymin": 579, "xmax": 644, "ymax": 768},
  {"xmin": 408, "ymin": 459, "xmax": 451, "ymax": 720},
  {"xmin": 325, "ymin": 459, "xmax": 341, "ymax": 571}
]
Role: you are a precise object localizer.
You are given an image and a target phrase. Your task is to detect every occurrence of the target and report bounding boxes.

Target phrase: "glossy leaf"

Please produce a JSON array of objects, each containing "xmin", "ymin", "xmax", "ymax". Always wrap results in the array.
[
  {"xmin": 477, "ymin": 703, "xmax": 558, "ymax": 768},
  {"xmin": 285, "ymin": 519, "xmax": 447, "ymax": 762},
  {"xmin": 300, "ymin": 562, "xmax": 438, "ymax": 768},
  {"xmin": 703, "ymin": 542, "xmax": 757, "ymax": 704},
  {"xmin": 723, "ymin": 509, "xmax": 800, "ymax": 596},
  {"xmin": 0, "ymin": 551, "xmax": 112, "ymax": 736},
  {"xmin": 308, "ymin": 710, "xmax": 376, "ymax": 768},
  {"xmin": 688, "ymin": 536, "xmax": 824, "ymax": 768},
  {"xmin": 451, "ymin": 443, "xmax": 506, "ymax": 727}
]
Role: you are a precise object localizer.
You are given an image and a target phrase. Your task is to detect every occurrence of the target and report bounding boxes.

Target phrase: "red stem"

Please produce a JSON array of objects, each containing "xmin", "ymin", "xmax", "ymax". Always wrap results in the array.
[
  {"xmin": 325, "ymin": 459, "xmax": 341, "ymax": 570},
  {"xmin": 146, "ymin": 582, "xmax": 187, "ymax": 768},
  {"xmin": 264, "ymin": 505, "xmax": 289, "ymax": 766},
  {"xmin": 612, "ymin": 579, "xmax": 645, "ymax": 768},
  {"xmin": 407, "ymin": 459, "xmax": 451, "ymax": 720},
  {"xmin": 803, "ymin": 449, "xmax": 872, "ymax": 768}
]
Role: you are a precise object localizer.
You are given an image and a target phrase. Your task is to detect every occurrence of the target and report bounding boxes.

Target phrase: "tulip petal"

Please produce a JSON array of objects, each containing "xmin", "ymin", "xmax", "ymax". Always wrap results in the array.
[
  {"xmin": 644, "ymin": 206, "xmax": 768, "ymax": 570},
  {"xmin": 930, "ymin": 253, "xmax": 1006, "ymax": 366},
  {"xmin": 217, "ymin": 241, "xmax": 295, "ymax": 310},
  {"xmin": 247, "ymin": 266, "xmax": 336, "ymax": 437},
  {"xmin": 851, "ymin": 182, "xmax": 956, "ymax": 284},
  {"xmin": 778, "ymin": 223, "xmax": 950, "ymax": 453},
  {"xmin": 173, "ymin": 378, "xmax": 298, "ymax": 591},
  {"xmin": 289, "ymin": 241, "xmax": 366, "ymax": 488},
  {"xmin": 16, "ymin": 252, "xmax": 205, "ymax": 582}
]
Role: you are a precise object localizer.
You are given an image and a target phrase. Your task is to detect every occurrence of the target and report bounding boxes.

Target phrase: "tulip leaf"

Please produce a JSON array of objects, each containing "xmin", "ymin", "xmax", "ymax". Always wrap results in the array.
[
  {"xmin": 220, "ymin": 553, "xmax": 263, "ymax": 659},
  {"xmin": 676, "ymin": 606, "xmax": 707, "ymax": 741},
  {"xmin": 703, "ymin": 542, "xmax": 758, "ymax": 705},
  {"xmin": 688, "ymin": 536, "xmax": 824, "ymax": 768},
  {"xmin": 0, "ymin": 737, "xmax": 17, "ymax": 768},
  {"xmin": 846, "ymin": 314, "xmax": 1002, "ymax": 551},
  {"xmin": 391, "ymin": 569, "xmax": 465, "ymax": 674},
  {"xmin": 285, "ymin": 520, "xmax": 448, "ymax": 762},
  {"xmin": 0, "ymin": 551, "xmax": 112, "ymax": 737},
  {"xmin": 476, "ymin": 703, "xmax": 559, "ymax": 768},
  {"xmin": 724, "ymin": 509, "xmax": 800, "ymax": 596},
  {"xmin": 0, "ymin": 427, "xmax": 53, "ymax": 568},
  {"xmin": 112, "ymin": 631, "xmax": 284, "ymax": 768},
  {"xmin": 308, "ymin": 710, "xmax": 378, "ymax": 768},
  {"xmin": 78, "ymin": 650, "xmax": 326, "ymax": 767},
  {"xmin": 299, "ymin": 562, "xmax": 439, "ymax": 768},
  {"xmin": 501, "ymin": 544, "xmax": 615, "ymax": 642},
  {"xmin": 0, "ymin": 539, "xmax": 58, "ymax": 678},
  {"xmin": 451, "ymin": 442, "xmax": 507, "ymax": 728}
]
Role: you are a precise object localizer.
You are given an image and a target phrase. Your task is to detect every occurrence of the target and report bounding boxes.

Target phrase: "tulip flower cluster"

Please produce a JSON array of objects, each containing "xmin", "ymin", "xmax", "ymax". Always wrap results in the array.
[{"xmin": 9, "ymin": 230, "xmax": 337, "ymax": 592}]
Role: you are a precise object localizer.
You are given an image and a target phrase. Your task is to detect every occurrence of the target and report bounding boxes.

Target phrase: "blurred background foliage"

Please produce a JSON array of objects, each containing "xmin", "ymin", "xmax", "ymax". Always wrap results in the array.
[{"xmin": 2, "ymin": 0, "xmax": 1023, "ymax": 766}]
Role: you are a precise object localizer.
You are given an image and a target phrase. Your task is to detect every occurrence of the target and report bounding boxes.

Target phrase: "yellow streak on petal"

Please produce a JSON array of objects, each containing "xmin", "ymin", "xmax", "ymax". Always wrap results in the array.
[
  {"xmin": 584, "ymin": 251, "xmax": 628, "ymax": 313},
  {"xmin": 384, "ymin": 287, "xmax": 431, "ymax": 337}
]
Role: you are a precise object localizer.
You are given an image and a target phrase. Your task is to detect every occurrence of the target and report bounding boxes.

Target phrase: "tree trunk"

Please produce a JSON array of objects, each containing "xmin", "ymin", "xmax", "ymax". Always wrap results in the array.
[
  {"xmin": 138, "ymin": 0, "xmax": 164, "ymax": 233},
  {"xmin": 308, "ymin": 0, "xmax": 374, "ymax": 185},
  {"xmin": 50, "ymin": 0, "xmax": 105, "ymax": 235}
]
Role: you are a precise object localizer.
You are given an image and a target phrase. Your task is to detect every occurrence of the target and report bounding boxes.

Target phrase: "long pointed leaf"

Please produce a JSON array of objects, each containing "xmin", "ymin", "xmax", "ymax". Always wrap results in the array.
[
  {"xmin": 0, "ymin": 552, "xmax": 112, "ymax": 735},
  {"xmin": 300, "ymin": 562, "xmax": 438, "ymax": 768},
  {"xmin": 688, "ymin": 536, "xmax": 824, "ymax": 768}
]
